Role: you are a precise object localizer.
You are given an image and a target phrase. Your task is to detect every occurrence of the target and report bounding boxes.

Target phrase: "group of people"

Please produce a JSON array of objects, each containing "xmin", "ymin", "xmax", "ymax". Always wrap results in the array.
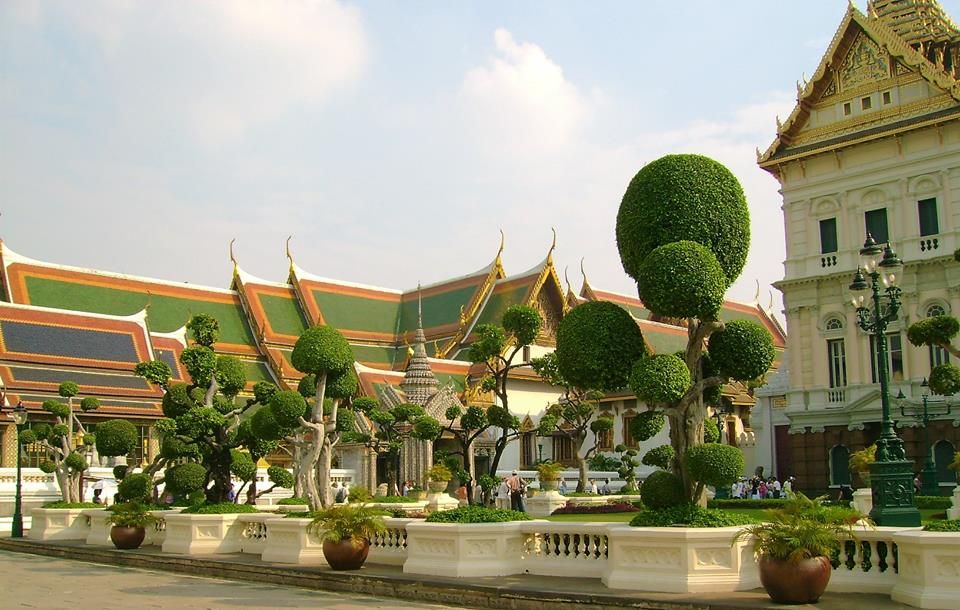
[{"xmin": 730, "ymin": 475, "xmax": 795, "ymax": 499}]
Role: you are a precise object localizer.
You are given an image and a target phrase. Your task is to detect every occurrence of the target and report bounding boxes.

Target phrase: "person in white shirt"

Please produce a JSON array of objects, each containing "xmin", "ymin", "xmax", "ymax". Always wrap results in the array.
[
  {"xmin": 496, "ymin": 479, "xmax": 511, "ymax": 510},
  {"xmin": 589, "ymin": 479, "xmax": 599, "ymax": 495}
]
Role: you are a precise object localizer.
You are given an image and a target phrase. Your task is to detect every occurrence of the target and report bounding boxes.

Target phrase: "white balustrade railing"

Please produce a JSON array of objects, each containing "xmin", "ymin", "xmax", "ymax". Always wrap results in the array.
[
  {"xmin": 520, "ymin": 522, "xmax": 609, "ymax": 578},
  {"xmin": 367, "ymin": 518, "xmax": 412, "ymax": 566},
  {"xmin": 829, "ymin": 526, "xmax": 915, "ymax": 594}
]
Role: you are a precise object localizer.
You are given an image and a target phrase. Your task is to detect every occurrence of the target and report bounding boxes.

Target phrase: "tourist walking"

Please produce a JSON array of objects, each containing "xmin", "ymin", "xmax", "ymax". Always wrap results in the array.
[{"xmin": 506, "ymin": 470, "xmax": 526, "ymax": 512}]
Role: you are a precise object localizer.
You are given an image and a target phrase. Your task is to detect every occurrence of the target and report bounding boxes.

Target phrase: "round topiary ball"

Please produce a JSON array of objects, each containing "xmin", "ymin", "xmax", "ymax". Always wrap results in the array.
[
  {"xmin": 704, "ymin": 418, "xmax": 720, "ymax": 443},
  {"xmin": 708, "ymin": 320, "xmax": 776, "ymax": 381},
  {"xmin": 685, "ymin": 443, "xmax": 745, "ymax": 488},
  {"xmin": 164, "ymin": 463, "xmax": 207, "ymax": 495},
  {"xmin": 555, "ymin": 300, "xmax": 648, "ymax": 392},
  {"xmin": 179, "ymin": 345, "xmax": 217, "ymax": 387},
  {"xmin": 297, "ymin": 374, "xmax": 317, "ymax": 398},
  {"xmin": 64, "ymin": 452, "xmax": 87, "ymax": 472},
  {"xmin": 326, "ymin": 368, "xmax": 358, "ymax": 400},
  {"xmin": 215, "ymin": 355, "xmax": 247, "ymax": 397},
  {"xmin": 637, "ymin": 241, "xmax": 727, "ymax": 320},
  {"xmin": 502, "ymin": 304, "xmax": 543, "ymax": 346},
  {"xmin": 230, "ymin": 450, "xmax": 257, "ymax": 482},
  {"xmin": 267, "ymin": 465, "xmax": 294, "ymax": 489},
  {"xmin": 39, "ymin": 460, "xmax": 57, "ymax": 474},
  {"xmin": 616, "ymin": 153, "xmax": 750, "ymax": 286},
  {"xmin": 118, "ymin": 473, "xmax": 152, "ymax": 502},
  {"xmin": 641, "ymin": 444, "xmax": 675, "ymax": 469},
  {"xmin": 250, "ymin": 405, "xmax": 284, "ymax": 441},
  {"xmin": 629, "ymin": 409, "xmax": 666, "ymax": 442},
  {"xmin": 930, "ymin": 363, "xmax": 960, "ymax": 396},
  {"xmin": 95, "ymin": 419, "xmax": 139, "ymax": 458},
  {"xmin": 640, "ymin": 470, "xmax": 685, "ymax": 509},
  {"xmin": 269, "ymin": 390, "xmax": 308, "ymax": 428},
  {"xmin": 630, "ymin": 354, "xmax": 691, "ymax": 404},
  {"xmin": 162, "ymin": 383, "xmax": 194, "ymax": 418},
  {"xmin": 42, "ymin": 400, "xmax": 71, "ymax": 419},
  {"xmin": 291, "ymin": 325, "xmax": 353, "ymax": 376},
  {"xmin": 252, "ymin": 381, "xmax": 278, "ymax": 405}
]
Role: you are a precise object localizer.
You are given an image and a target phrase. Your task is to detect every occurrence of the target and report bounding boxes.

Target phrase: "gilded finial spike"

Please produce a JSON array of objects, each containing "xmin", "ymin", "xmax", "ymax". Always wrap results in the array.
[
  {"xmin": 564, "ymin": 266, "xmax": 572, "ymax": 296},
  {"xmin": 548, "ymin": 227, "xmax": 557, "ymax": 260},
  {"xmin": 497, "ymin": 229, "xmax": 505, "ymax": 256},
  {"xmin": 229, "ymin": 238, "xmax": 238, "ymax": 269},
  {"xmin": 756, "ymin": 147, "xmax": 762, "ymax": 162},
  {"xmin": 285, "ymin": 235, "xmax": 294, "ymax": 266},
  {"xmin": 417, "ymin": 282, "xmax": 423, "ymax": 329},
  {"xmin": 768, "ymin": 290, "xmax": 775, "ymax": 312},
  {"xmin": 754, "ymin": 279, "xmax": 760, "ymax": 304}
]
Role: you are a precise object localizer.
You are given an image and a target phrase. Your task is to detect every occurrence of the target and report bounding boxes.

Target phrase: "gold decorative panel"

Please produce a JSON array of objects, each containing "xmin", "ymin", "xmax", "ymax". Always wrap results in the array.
[{"xmin": 839, "ymin": 33, "xmax": 890, "ymax": 91}]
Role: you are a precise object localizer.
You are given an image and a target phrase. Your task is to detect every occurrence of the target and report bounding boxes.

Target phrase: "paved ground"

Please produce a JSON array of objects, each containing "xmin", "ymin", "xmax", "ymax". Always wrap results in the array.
[{"xmin": 0, "ymin": 550, "xmax": 468, "ymax": 610}]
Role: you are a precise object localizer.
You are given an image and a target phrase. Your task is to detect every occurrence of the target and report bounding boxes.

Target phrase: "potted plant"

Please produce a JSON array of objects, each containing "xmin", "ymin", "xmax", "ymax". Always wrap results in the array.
[
  {"xmin": 734, "ymin": 493, "xmax": 859, "ymax": 604},
  {"xmin": 108, "ymin": 501, "xmax": 157, "ymax": 550},
  {"xmin": 406, "ymin": 485, "xmax": 426, "ymax": 501},
  {"xmin": 426, "ymin": 463, "xmax": 452, "ymax": 493},
  {"xmin": 308, "ymin": 504, "xmax": 387, "ymax": 570},
  {"xmin": 535, "ymin": 461, "xmax": 563, "ymax": 492},
  {"xmin": 849, "ymin": 444, "xmax": 876, "ymax": 487}
]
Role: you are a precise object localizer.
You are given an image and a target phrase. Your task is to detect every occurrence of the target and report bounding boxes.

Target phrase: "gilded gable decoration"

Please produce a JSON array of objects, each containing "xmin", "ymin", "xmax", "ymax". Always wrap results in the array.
[
  {"xmin": 820, "ymin": 72, "xmax": 838, "ymax": 100},
  {"xmin": 839, "ymin": 32, "xmax": 890, "ymax": 90}
]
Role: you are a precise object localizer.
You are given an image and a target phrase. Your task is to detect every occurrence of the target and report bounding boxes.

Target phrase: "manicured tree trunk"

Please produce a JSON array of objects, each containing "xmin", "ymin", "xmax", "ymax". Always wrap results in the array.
[
  {"xmin": 207, "ymin": 444, "xmax": 232, "ymax": 503},
  {"xmin": 668, "ymin": 408, "xmax": 707, "ymax": 507},
  {"xmin": 576, "ymin": 455, "xmax": 588, "ymax": 493}
]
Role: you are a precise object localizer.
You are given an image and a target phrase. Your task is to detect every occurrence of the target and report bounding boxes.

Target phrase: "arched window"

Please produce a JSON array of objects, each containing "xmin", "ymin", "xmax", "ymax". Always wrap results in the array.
[
  {"xmin": 934, "ymin": 440, "xmax": 956, "ymax": 485},
  {"xmin": 829, "ymin": 445, "xmax": 851, "ymax": 486},
  {"xmin": 926, "ymin": 304, "xmax": 951, "ymax": 368},
  {"xmin": 825, "ymin": 317, "xmax": 844, "ymax": 331}
]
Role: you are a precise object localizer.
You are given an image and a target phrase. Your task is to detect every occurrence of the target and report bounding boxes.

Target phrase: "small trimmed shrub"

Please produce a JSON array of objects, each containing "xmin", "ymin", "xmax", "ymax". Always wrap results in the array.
[
  {"xmin": 629, "ymin": 410, "xmax": 665, "ymax": 443},
  {"xmin": 641, "ymin": 444, "xmax": 675, "ymax": 469},
  {"xmin": 118, "ymin": 473, "xmax": 153, "ymax": 502},
  {"xmin": 424, "ymin": 506, "xmax": 531, "ymax": 523},
  {"xmin": 707, "ymin": 320, "xmax": 776, "ymax": 381},
  {"xmin": 916, "ymin": 496, "xmax": 953, "ymax": 510},
  {"xmin": 685, "ymin": 443, "xmax": 744, "ymax": 488},
  {"xmin": 278, "ymin": 496, "xmax": 310, "ymax": 506},
  {"xmin": 164, "ymin": 463, "xmax": 207, "ymax": 495},
  {"xmin": 923, "ymin": 519, "xmax": 960, "ymax": 532},
  {"xmin": 640, "ymin": 470, "xmax": 685, "ymax": 509},
  {"xmin": 555, "ymin": 300, "xmax": 647, "ymax": 392},
  {"xmin": 348, "ymin": 486, "xmax": 374, "ymax": 503},
  {"xmin": 708, "ymin": 498, "xmax": 789, "ymax": 509},
  {"xmin": 630, "ymin": 355, "xmax": 691, "ymax": 404},
  {"xmin": 182, "ymin": 502, "xmax": 260, "ymax": 514},
  {"xmin": 42, "ymin": 501, "xmax": 99, "ymax": 509},
  {"xmin": 426, "ymin": 463, "xmax": 453, "ymax": 482},
  {"xmin": 551, "ymin": 502, "xmax": 641, "ymax": 515},
  {"xmin": 630, "ymin": 504, "xmax": 758, "ymax": 528},
  {"xmin": 637, "ymin": 241, "xmax": 726, "ymax": 320}
]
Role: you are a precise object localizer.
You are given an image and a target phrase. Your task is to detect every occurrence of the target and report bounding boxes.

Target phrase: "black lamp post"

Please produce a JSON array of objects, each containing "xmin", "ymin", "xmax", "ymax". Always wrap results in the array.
[
  {"xmin": 849, "ymin": 234, "xmax": 921, "ymax": 526},
  {"xmin": 11, "ymin": 401, "xmax": 28, "ymax": 538},
  {"xmin": 897, "ymin": 380, "xmax": 952, "ymax": 497}
]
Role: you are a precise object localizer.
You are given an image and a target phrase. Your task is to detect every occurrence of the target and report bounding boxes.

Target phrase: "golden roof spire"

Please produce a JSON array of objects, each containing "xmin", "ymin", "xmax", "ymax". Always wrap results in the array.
[
  {"xmin": 547, "ymin": 227, "xmax": 557, "ymax": 263},
  {"xmin": 229, "ymin": 238, "xmax": 238, "ymax": 274},
  {"xmin": 285, "ymin": 235, "xmax": 294, "ymax": 271}
]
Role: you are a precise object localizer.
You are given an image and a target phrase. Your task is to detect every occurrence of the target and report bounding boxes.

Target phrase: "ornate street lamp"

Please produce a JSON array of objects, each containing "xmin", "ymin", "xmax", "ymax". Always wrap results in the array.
[
  {"xmin": 10, "ymin": 401, "xmax": 28, "ymax": 538},
  {"xmin": 849, "ymin": 234, "xmax": 921, "ymax": 526},
  {"xmin": 897, "ymin": 380, "xmax": 953, "ymax": 497}
]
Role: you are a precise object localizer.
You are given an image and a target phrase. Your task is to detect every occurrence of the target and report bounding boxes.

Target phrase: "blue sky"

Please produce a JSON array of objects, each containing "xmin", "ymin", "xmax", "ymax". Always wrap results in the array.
[{"xmin": 3, "ymin": 1, "xmax": 944, "ymax": 319}]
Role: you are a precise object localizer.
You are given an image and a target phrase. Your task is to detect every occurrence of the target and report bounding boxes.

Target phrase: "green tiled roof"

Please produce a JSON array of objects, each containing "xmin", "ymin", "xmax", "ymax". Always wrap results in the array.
[
  {"xmin": 718, "ymin": 305, "xmax": 761, "ymax": 325},
  {"xmin": 474, "ymin": 284, "xmax": 529, "ymax": 327},
  {"xmin": 312, "ymin": 289, "xmax": 400, "ymax": 335},
  {"xmin": 643, "ymin": 328, "xmax": 689, "ymax": 355},
  {"xmin": 397, "ymin": 283, "xmax": 482, "ymax": 333},
  {"xmin": 24, "ymin": 276, "xmax": 256, "ymax": 347},
  {"xmin": 351, "ymin": 344, "xmax": 403, "ymax": 367},
  {"xmin": 241, "ymin": 359, "xmax": 274, "ymax": 383},
  {"xmin": 258, "ymin": 293, "xmax": 308, "ymax": 336},
  {"xmin": 435, "ymin": 371, "xmax": 465, "ymax": 391}
]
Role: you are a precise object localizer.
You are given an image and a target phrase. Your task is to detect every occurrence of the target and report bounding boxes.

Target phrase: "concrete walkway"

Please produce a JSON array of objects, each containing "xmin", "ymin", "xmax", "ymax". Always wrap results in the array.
[{"xmin": 0, "ymin": 538, "xmax": 916, "ymax": 610}]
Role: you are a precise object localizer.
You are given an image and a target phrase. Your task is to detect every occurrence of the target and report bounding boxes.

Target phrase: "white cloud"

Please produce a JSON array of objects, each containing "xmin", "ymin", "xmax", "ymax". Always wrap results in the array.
[
  {"xmin": 12, "ymin": 0, "xmax": 368, "ymax": 145},
  {"xmin": 460, "ymin": 28, "xmax": 592, "ymax": 158}
]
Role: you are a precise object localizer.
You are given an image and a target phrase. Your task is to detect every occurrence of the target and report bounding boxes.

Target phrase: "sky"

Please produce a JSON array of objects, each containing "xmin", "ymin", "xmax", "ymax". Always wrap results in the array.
[{"xmin": 4, "ymin": 1, "xmax": 952, "ymax": 322}]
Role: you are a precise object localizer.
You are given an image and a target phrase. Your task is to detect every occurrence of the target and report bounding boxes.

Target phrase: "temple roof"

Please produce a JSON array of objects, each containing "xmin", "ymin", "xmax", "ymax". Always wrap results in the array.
[{"xmin": 759, "ymin": 2, "xmax": 960, "ymax": 168}]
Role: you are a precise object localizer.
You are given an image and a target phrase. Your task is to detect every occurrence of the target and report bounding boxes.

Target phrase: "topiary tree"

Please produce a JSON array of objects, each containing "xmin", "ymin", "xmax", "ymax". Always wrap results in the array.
[
  {"xmin": 23, "ymin": 381, "xmax": 103, "ymax": 502},
  {"xmin": 248, "ymin": 325, "xmax": 355, "ymax": 510},
  {"xmin": 684, "ymin": 443, "xmax": 744, "ymax": 500},
  {"xmin": 133, "ymin": 314, "xmax": 278, "ymax": 504},
  {"xmin": 615, "ymin": 154, "xmax": 775, "ymax": 506},
  {"xmin": 907, "ymin": 315, "xmax": 960, "ymax": 395},
  {"xmin": 640, "ymin": 469, "xmax": 685, "ymax": 509},
  {"xmin": 117, "ymin": 473, "xmax": 153, "ymax": 503},
  {"xmin": 614, "ymin": 444, "xmax": 640, "ymax": 493},
  {"xmin": 467, "ymin": 304, "xmax": 543, "ymax": 477},
  {"xmin": 539, "ymin": 301, "xmax": 647, "ymax": 492}
]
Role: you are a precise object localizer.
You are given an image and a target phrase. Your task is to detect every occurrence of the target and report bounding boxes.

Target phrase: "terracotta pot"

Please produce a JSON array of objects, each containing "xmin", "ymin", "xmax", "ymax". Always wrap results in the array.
[
  {"xmin": 758, "ymin": 554, "xmax": 832, "ymax": 604},
  {"xmin": 110, "ymin": 525, "xmax": 146, "ymax": 550},
  {"xmin": 322, "ymin": 538, "xmax": 370, "ymax": 570}
]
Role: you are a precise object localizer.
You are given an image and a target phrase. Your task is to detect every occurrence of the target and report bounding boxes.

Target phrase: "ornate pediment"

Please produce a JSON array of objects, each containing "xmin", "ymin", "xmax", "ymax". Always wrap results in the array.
[{"xmin": 838, "ymin": 31, "xmax": 891, "ymax": 91}]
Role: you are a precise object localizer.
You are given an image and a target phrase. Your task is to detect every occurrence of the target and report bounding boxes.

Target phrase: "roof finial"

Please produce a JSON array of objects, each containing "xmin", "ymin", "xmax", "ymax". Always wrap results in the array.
[
  {"xmin": 285, "ymin": 235, "xmax": 294, "ymax": 268},
  {"xmin": 768, "ymin": 290, "xmax": 775, "ymax": 312},
  {"xmin": 417, "ymin": 282, "xmax": 423, "ymax": 330},
  {"xmin": 580, "ymin": 258, "xmax": 589, "ymax": 287},
  {"xmin": 229, "ymin": 238, "xmax": 238, "ymax": 270},
  {"xmin": 754, "ymin": 279, "xmax": 761, "ymax": 304},
  {"xmin": 564, "ymin": 266, "xmax": 572, "ymax": 296},
  {"xmin": 498, "ymin": 228, "xmax": 505, "ymax": 257},
  {"xmin": 548, "ymin": 227, "xmax": 557, "ymax": 260}
]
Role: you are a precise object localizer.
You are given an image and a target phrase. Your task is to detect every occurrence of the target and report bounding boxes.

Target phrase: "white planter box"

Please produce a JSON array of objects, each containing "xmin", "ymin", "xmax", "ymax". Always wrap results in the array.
[
  {"xmin": 892, "ymin": 530, "xmax": 960, "ymax": 609},
  {"xmin": 260, "ymin": 517, "xmax": 326, "ymax": 564},
  {"xmin": 404, "ymin": 521, "xmax": 527, "ymax": 577},
  {"xmin": 424, "ymin": 492, "xmax": 458, "ymax": 513},
  {"xmin": 275, "ymin": 504, "xmax": 309, "ymax": 513},
  {"xmin": 161, "ymin": 513, "xmax": 246, "ymax": 555},
  {"xmin": 29, "ymin": 508, "xmax": 91, "ymax": 541},
  {"xmin": 602, "ymin": 526, "xmax": 758, "ymax": 593},
  {"xmin": 238, "ymin": 513, "xmax": 275, "ymax": 555},
  {"xmin": 83, "ymin": 509, "xmax": 113, "ymax": 546},
  {"xmin": 525, "ymin": 490, "xmax": 568, "ymax": 517},
  {"xmin": 145, "ymin": 510, "xmax": 181, "ymax": 547}
]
